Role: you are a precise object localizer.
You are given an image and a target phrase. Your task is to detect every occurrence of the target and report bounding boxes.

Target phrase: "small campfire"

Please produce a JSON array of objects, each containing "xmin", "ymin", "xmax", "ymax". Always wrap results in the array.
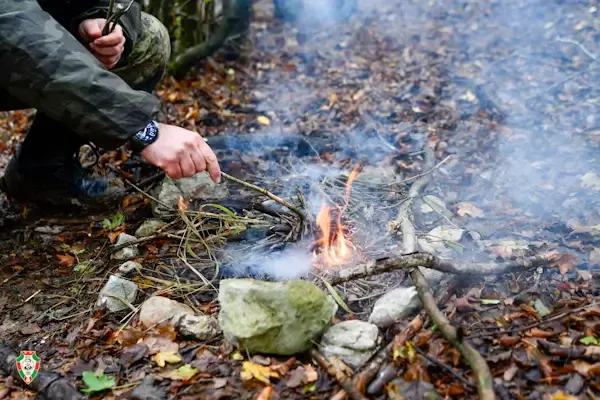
[{"xmin": 312, "ymin": 166, "xmax": 361, "ymax": 269}]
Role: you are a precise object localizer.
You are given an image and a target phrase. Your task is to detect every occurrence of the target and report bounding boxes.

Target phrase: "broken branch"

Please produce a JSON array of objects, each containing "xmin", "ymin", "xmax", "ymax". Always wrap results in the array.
[
  {"xmin": 411, "ymin": 268, "xmax": 495, "ymax": 400},
  {"xmin": 310, "ymin": 349, "xmax": 369, "ymax": 400}
]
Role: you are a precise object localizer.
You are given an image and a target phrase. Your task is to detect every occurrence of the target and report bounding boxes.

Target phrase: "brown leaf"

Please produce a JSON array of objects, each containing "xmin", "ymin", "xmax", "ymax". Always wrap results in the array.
[
  {"xmin": 177, "ymin": 196, "xmax": 189, "ymax": 213},
  {"xmin": 304, "ymin": 364, "xmax": 318, "ymax": 383},
  {"xmin": 539, "ymin": 357, "xmax": 553, "ymax": 378},
  {"xmin": 56, "ymin": 253, "xmax": 75, "ymax": 267},
  {"xmin": 456, "ymin": 202, "xmax": 485, "ymax": 218},
  {"xmin": 286, "ymin": 367, "xmax": 305, "ymax": 388},
  {"xmin": 456, "ymin": 296, "xmax": 480, "ymax": 313},
  {"xmin": 141, "ymin": 336, "xmax": 179, "ymax": 355},
  {"xmin": 499, "ymin": 336, "xmax": 520, "ymax": 347},
  {"xmin": 527, "ymin": 328, "xmax": 557, "ymax": 338},
  {"xmin": 270, "ymin": 357, "xmax": 295, "ymax": 376},
  {"xmin": 20, "ymin": 323, "xmax": 41, "ymax": 335},
  {"xmin": 256, "ymin": 386, "xmax": 273, "ymax": 400}
]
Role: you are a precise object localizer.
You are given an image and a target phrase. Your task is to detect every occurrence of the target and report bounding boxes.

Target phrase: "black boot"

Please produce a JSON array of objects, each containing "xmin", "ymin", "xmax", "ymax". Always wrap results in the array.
[{"xmin": 0, "ymin": 114, "xmax": 123, "ymax": 208}]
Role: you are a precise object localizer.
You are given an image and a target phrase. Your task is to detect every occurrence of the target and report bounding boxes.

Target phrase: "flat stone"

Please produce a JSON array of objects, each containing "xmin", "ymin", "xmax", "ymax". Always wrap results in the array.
[
  {"xmin": 96, "ymin": 275, "xmax": 138, "ymax": 312},
  {"xmin": 218, "ymin": 279, "xmax": 337, "ymax": 355},
  {"xmin": 368, "ymin": 287, "xmax": 422, "ymax": 328},
  {"xmin": 139, "ymin": 296, "xmax": 194, "ymax": 327},
  {"xmin": 321, "ymin": 320, "xmax": 379, "ymax": 369}
]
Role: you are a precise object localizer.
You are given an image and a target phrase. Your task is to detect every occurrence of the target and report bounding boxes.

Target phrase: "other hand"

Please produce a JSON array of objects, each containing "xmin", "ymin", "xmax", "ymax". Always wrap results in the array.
[
  {"xmin": 78, "ymin": 18, "xmax": 125, "ymax": 69},
  {"xmin": 140, "ymin": 123, "xmax": 222, "ymax": 183}
]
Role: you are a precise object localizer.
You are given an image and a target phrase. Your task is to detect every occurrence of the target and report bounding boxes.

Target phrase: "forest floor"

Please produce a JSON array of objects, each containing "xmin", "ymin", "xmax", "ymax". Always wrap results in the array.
[{"xmin": 1, "ymin": 0, "xmax": 600, "ymax": 399}]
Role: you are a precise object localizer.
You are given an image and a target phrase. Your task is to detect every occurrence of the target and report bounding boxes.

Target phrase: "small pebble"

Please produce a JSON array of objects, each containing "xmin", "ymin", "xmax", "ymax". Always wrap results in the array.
[{"xmin": 566, "ymin": 373, "xmax": 585, "ymax": 395}]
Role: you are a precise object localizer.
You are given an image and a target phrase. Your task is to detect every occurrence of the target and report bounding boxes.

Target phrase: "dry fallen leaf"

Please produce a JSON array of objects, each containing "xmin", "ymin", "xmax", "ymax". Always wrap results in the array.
[
  {"xmin": 549, "ymin": 253, "xmax": 577, "ymax": 275},
  {"xmin": 57, "ymin": 253, "xmax": 76, "ymax": 267},
  {"xmin": 257, "ymin": 115, "xmax": 271, "ymax": 126},
  {"xmin": 152, "ymin": 351, "xmax": 182, "ymax": 368},
  {"xmin": 240, "ymin": 361, "xmax": 279, "ymax": 385},
  {"xmin": 499, "ymin": 336, "xmax": 520, "ymax": 347},
  {"xmin": 456, "ymin": 202, "xmax": 485, "ymax": 218},
  {"xmin": 159, "ymin": 364, "xmax": 198, "ymax": 381},
  {"xmin": 256, "ymin": 386, "xmax": 273, "ymax": 400},
  {"xmin": 304, "ymin": 364, "xmax": 318, "ymax": 383}
]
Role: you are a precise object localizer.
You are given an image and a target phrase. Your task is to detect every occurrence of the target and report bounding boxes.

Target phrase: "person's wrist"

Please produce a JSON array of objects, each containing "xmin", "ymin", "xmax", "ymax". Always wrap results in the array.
[{"xmin": 130, "ymin": 121, "xmax": 159, "ymax": 153}]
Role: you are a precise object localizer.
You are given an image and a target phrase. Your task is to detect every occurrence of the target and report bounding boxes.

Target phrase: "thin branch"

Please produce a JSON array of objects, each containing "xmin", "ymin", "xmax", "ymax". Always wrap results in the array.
[
  {"xmin": 412, "ymin": 268, "xmax": 495, "ymax": 400},
  {"xmin": 221, "ymin": 172, "xmax": 306, "ymax": 221},
  {"xmin": 412, "ymin": 341, "xmax": 475, "ymax": 391},
  {"xmin": 310, "ymin": 349, "xmax": 369, "ymax": 400},
  {"xmin": 556, "ymin": 36, "xmax": 598, "ymax": 61}
]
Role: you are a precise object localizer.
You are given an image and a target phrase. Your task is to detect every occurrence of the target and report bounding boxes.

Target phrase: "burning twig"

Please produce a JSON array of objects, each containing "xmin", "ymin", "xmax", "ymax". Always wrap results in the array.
[
  {"xmin": 310, "ymin": 349, "xmax": 369, "ymax": 400},
  {"xmin": 221, "ymin": 172, "xmax": 306, "ymax": 222}
]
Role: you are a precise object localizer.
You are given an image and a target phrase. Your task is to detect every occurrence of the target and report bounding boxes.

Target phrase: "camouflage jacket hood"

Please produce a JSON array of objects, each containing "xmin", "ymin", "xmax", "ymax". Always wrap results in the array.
[{"xmin": 0, "ymin": 0, "xmax": 161, "ymax": 149}]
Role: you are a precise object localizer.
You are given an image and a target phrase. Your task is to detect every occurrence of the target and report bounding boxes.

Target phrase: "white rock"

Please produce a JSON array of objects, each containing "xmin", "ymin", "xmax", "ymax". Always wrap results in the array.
[
  {"xmin": 118, "ymin": 261, "xmax": 141, "ymax": 274},
  {"xmin": 321, "ymin": 320, "xmax": 379, "ymax": 369},
  {"xmin": 139, "ymin": 296, "xmax": 194, "ymax": 327},
  {"xmin": 368, "ymin": 287, "xmax": 422, "ymax": 328},
  {"xmin": 177, "ymin": 314, "xmax": 220, "ymax": 340},
  {"xmin": 111, "ymin": 233, "xmax": 139, "ymax": 261},
  {"xmin": 96, "ymin": 275, "xmax": 138, "ymax": 312}
]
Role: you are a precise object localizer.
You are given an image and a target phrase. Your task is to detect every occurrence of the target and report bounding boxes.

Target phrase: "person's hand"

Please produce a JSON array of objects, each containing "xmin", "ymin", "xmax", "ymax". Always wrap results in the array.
[
  {"xmin": 140, "ymin": 123, "xmax": 221, "ymax": 183},
  {"xmin": 78, "ymin": 18, "xmax": 125, "ymax": 69}
]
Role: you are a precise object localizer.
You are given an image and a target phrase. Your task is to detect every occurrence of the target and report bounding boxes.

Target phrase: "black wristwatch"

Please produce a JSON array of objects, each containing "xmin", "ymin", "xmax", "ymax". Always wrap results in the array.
[{"xmin": 130, "ymin": 120, "xmax": 159, "ymax": 153}]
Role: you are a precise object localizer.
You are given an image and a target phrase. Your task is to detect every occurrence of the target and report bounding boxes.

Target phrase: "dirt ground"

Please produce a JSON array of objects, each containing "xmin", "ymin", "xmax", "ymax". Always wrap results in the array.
[{"xmin": 1, "ymin": 0, "xmax": 600, "ymax": 399}]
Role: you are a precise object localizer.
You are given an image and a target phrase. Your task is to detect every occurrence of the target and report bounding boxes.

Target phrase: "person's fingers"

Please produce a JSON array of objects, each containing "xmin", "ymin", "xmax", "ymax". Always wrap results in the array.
[
  {"xmin": 98, "ymin": 54, "xmax": 122, "ymax": 68},
  {"xmin": 93, "ymin": 25, "xmax": 124, "ymax": 46},
  {"xmin": 197, "ymin": 140, "xmax": 221, "ymax": 183},
  {"xmin": 79, "ymin": 19, "xmax": 104, "ymax": 41},
  {"xmin": 91, "ymin": 42, "xmax": 124, "ymax": 56},
  {"xmin": 189, "ymin": 146, "xmax": 207, "ymax": 174},
  {"xmin": 165, "ymin": 163, "xmax": 183, "ymax": 180},
  {"xmin": 179, "ymin": 154, "xmax": 196, "ymax": 178}
]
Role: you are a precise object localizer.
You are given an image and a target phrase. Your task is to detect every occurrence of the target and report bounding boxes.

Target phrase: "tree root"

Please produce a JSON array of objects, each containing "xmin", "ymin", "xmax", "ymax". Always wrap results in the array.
[
  {"xmin": 0, "ymin": 344, "xmax": 82, "ymax": 400},
  {"xmin": 310, "ymin": 349, "xmax": 368, "ymax": 400}
]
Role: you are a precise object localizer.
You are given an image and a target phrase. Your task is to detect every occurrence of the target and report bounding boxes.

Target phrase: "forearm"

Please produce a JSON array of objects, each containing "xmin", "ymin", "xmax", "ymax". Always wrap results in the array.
[{"xmin": 0, "ymin": 0, "xmax": 160, "ymax": 149}]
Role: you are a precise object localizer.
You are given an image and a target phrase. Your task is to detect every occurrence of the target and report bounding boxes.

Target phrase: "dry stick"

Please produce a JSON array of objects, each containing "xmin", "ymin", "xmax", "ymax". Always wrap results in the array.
[
  {"xmin": 310, "ymin": 349, "xmax": 369, "ymax": 400},
  {"xmin": 412, "ymin": 341, "xmax": 475, "ymax": 391},
  {"xmin": 412, "ymin": 269, "xmax": 495, "ymax": 400},
  {"xmin": 221, "ymin": 172, "xmax": 306, "ymax": 221},
  {"xmin": 400, "ymin": 146, "xmax": 495, "ymax": 400},
  {"xmin": 326, "ymin": 252, "xmax": 551, "ymax": 285}
]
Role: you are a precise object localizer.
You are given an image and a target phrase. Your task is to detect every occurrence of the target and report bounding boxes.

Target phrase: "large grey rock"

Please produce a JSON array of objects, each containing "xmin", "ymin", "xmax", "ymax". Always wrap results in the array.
[
  {"xmin": 218, "ymin": 279, "xmax": 337, "ymax": 355},
  {"xmin": 177, "ymin": 314, "xmax": 220, "ymax": 341},
  {"xmin": 135, "ymin": 219, "xmax": 167, "ymax": 238},
  {"xmin": 153, "ymin": 172, "xmax": 229, "ymax": 215},
  {"xmin": 368, "ymin": 287, "xmax": 422, "ymax": 328},
  {"xmin": 321, "ymin": 320, "xmax": 379, "ymax": 369},
  {"xmin": 96, "ymin": 275, "xmax": 138, "ymax": 312},
  {"xmin": 139, "ymin": 296, "xmax": 194, "ymax": 327},
  {"xmin": 111, "ymin": 233, "xmax": 139, "ymax": 261}
]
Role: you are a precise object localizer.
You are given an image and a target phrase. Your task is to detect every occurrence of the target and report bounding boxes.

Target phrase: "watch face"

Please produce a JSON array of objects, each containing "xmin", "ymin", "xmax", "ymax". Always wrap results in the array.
[{"xmin": 136, "ymin": 122, "xmax": 158, "ymax": 144}]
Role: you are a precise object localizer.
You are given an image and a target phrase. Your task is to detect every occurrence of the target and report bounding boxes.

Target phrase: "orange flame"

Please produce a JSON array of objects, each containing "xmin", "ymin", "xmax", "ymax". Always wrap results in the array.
[{"xmin": 313, "ymin": 165, "xmax": 361, "ymax": 267}]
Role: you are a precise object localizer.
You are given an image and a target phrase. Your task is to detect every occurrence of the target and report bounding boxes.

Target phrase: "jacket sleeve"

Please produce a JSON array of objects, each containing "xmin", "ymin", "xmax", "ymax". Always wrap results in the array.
[
  {"xmin": 0, "ymin": 0, "xmax": 161, "ymax": 149},
  {"xmin": 70, "ymin": 0, "xmax": 142, "ymax": 59}
]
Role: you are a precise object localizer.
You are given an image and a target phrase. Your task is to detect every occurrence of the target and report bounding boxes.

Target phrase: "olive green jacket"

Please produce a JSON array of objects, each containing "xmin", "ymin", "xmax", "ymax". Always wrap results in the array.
[{"xmin": 0, "ymin": 0, "xmax": 161, "ymax": 149}]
